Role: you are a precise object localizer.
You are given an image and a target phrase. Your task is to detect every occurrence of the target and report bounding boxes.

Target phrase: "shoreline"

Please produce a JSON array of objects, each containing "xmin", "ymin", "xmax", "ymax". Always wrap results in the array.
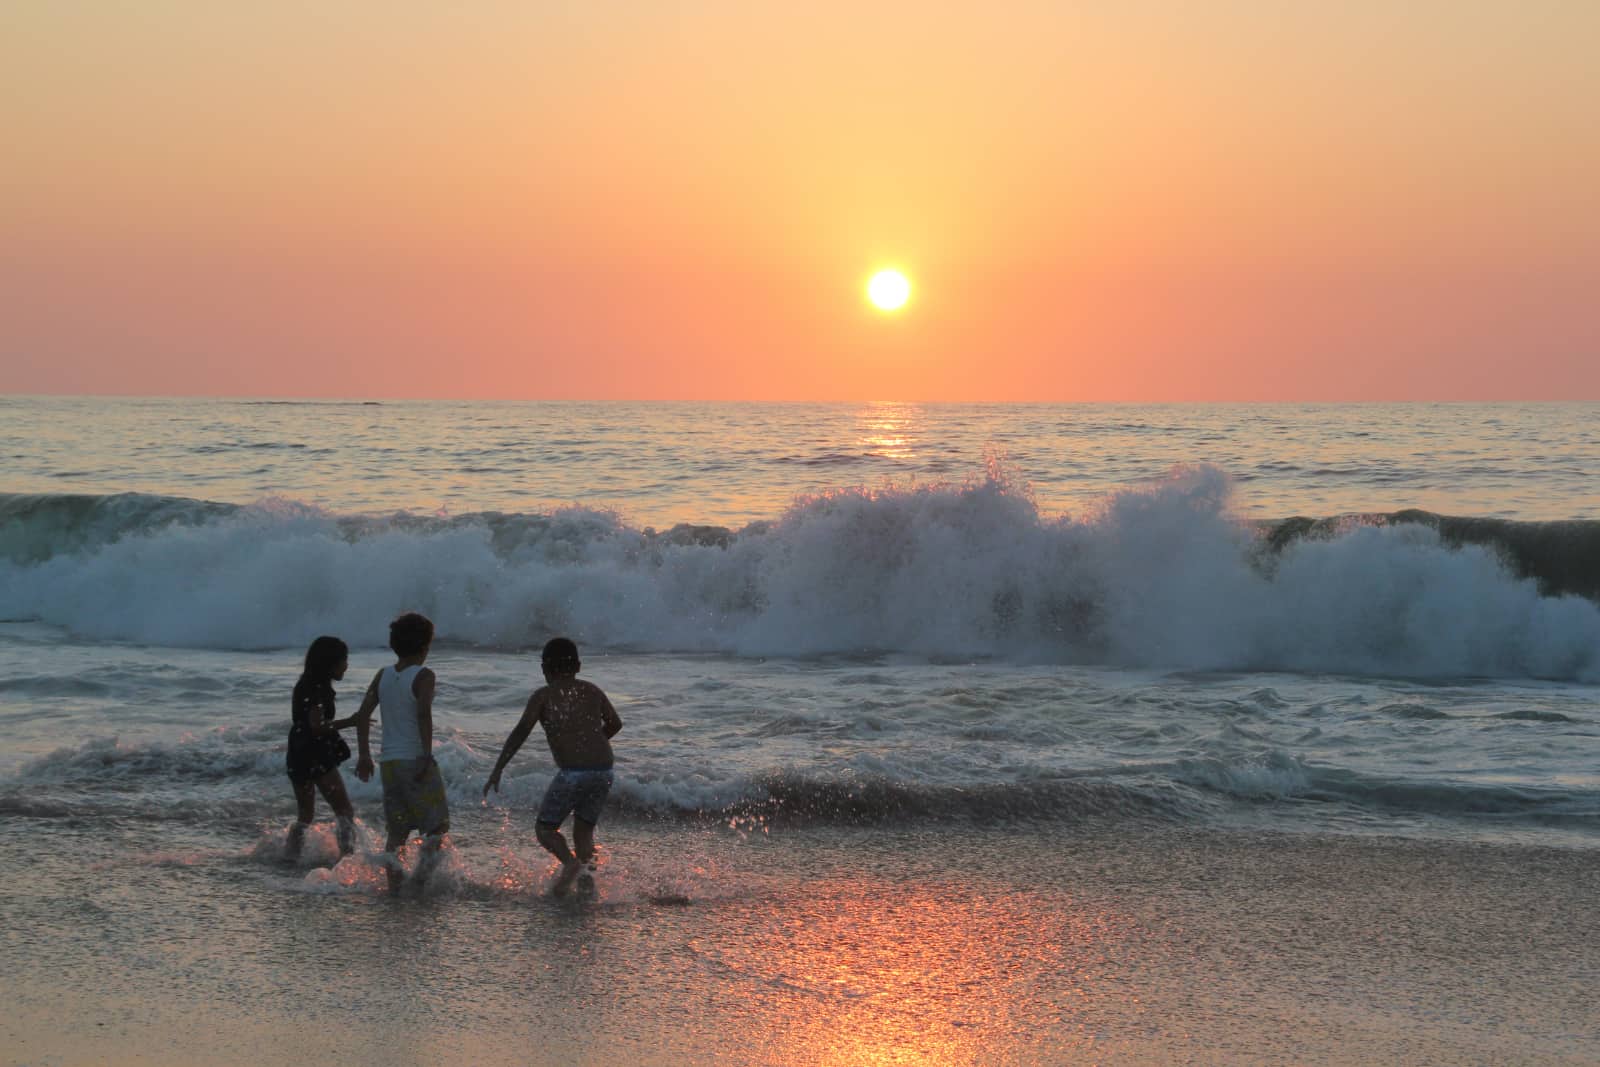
[{"xmin": 4, "ymin": 822, "xmax": 1595, "ymax": 1065}]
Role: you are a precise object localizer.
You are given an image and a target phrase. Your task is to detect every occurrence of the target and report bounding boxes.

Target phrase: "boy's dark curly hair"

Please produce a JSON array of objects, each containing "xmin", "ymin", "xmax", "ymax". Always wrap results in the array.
[{"xmin": 389, "ymin": 612, "xmax": 435, "ymax": 657}]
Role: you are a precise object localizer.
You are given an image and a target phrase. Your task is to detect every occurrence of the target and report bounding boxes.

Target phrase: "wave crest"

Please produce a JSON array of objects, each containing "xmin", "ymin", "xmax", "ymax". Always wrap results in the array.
[{"xmin": 3, "ymin": 471, "xmax": 1599, "ymax": 680}]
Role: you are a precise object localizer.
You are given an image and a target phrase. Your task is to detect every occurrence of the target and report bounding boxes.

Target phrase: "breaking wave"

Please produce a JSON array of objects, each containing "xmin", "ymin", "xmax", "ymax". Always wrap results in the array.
[{"xmin": 3, "ymin": 467, "xmax": 1599, "ymax": 680}]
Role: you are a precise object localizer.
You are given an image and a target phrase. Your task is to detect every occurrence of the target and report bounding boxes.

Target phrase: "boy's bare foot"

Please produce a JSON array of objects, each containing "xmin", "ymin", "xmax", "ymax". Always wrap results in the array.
[
  {"xmin": 381, "ymin": 852, "xmax": 405, "ymax": 893},
  {"xmin": 575, "ymin": 860, "xmax": 597, "ymax": 895},
  {"xmin": 550, "ymin": 859, "xmax": 582, "ymax": 897}
]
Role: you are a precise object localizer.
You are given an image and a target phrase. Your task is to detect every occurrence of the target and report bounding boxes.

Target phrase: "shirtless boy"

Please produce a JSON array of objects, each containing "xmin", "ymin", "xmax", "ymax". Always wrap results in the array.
[{"xmin": 483, "ymin": 637, "xmax": 622, "ymax": 895}]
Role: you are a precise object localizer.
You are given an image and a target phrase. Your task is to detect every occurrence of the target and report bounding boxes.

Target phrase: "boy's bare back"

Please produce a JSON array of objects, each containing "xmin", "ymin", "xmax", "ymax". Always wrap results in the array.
[{"xmin": 532, "ymin": 678, "xmax": 621, "ymax": 769}]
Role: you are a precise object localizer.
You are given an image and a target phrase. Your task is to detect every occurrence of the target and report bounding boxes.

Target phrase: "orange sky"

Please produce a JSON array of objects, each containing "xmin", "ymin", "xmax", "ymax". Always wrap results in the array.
[{"xmin": 3, "ymin": 2, "xmax": 1597, "ymax": 400}]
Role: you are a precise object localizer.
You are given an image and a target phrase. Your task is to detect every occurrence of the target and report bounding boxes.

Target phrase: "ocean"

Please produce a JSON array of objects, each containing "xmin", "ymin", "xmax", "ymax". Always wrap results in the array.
[{"xmin": 2, "ymin": 396, "xmax": 1597, "ymax": 1065}]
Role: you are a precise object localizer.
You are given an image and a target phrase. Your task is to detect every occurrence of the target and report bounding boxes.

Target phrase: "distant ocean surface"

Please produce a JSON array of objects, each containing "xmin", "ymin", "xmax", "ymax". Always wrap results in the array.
[
  {"xmin": 7, "ymin": 396, "xmax": 1600, "ymax": 526},
  {"xmin": 5, "ymin": 396, "xmax": 1600, "ymax": 1063}
]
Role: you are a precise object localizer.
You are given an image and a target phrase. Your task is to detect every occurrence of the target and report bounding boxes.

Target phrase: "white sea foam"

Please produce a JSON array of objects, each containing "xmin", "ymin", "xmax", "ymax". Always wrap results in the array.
[{"xmin": 4, "ymin": 467, "xmax": 1598, "ymax": 680}]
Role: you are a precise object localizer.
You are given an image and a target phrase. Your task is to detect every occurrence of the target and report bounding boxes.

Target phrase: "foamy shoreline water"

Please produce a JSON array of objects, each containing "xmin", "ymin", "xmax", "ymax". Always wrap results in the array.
[{"xmin": 4, "ymin": 632, "xmax": 1596, "ymax": 849}]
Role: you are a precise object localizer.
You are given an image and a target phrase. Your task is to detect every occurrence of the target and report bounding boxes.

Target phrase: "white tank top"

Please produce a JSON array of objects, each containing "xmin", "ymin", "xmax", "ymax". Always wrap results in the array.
[{"xmin": 377, "ymin": 664, "xmax": 425, "ymax": 762}]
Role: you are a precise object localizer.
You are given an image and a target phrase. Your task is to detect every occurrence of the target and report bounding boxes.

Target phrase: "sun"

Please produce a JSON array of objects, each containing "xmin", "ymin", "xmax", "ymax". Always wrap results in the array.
[{"xmin": 866, "ymin": 269, "xmax": 912, "ymax": 312}]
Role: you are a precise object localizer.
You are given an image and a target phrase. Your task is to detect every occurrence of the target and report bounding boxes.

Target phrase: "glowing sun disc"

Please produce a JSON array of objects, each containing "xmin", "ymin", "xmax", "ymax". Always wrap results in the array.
[{"xmin": 867, "ymin": 269, "xmax": 912, "ymax": 311}]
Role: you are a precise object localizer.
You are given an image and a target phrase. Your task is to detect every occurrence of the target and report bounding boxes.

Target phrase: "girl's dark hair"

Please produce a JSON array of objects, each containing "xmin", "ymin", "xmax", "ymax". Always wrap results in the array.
[
  {"xmin": 389, "ymin": 612, "xmax": 435, "ymax": 657},
  {"xmin": 301, "ymin": 636, "xmax": 349, "ymax": 684}
]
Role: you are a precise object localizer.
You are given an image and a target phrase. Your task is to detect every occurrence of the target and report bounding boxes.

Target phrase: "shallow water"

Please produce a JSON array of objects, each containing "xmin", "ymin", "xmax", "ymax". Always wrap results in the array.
[{"xmin": 4, "ymin": 626, "xmax": 1596, "ymax": 849}]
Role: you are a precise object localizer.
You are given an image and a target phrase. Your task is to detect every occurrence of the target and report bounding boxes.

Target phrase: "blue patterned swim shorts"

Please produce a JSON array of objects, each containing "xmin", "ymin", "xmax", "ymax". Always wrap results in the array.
[{"xmin": 536, "ymin": 767, "xmax": 614, "ymax": 826}]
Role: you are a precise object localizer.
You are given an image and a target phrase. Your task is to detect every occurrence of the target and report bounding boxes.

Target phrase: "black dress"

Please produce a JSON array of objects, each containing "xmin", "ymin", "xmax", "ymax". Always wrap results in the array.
[{"xmin": 286, "ymin": 678, "xmax": 351, "ymax": 783}]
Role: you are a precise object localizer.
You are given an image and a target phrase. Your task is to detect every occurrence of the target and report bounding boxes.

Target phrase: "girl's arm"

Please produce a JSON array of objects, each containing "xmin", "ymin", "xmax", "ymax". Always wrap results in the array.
[
  {"xmin": 295, "ymin": 684, "xmax": 336, "ymax": 737},
  {"xmin": 304, "ymin": 694, "xmax": 334, "ymax": 738},
  {"xmin": 328, "ymin": 704, "xmax": 360, "ymax": 730}
]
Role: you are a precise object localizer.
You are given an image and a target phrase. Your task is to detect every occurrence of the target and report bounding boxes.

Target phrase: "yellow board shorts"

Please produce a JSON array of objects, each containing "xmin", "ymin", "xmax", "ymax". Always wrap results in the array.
[{"xmin": 379, "ymin": 759, "xmax": 450, "ymax": 839}]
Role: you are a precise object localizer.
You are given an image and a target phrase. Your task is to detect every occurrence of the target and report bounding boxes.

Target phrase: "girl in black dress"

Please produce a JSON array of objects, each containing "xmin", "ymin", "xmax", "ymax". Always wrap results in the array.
[{"xmin": 286, "ymin": 636, "xmax": 358, "ymax": 859}]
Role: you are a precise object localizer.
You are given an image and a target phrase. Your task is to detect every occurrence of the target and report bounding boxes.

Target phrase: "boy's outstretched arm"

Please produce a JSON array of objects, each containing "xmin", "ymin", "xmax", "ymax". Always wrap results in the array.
[
  {"xmin": 483, "ymin": 695, "xmax": 541, "ymax": 798},
  {"xmin": 352, "ymin": 671, "xmax": 382, "ymax": 782}
]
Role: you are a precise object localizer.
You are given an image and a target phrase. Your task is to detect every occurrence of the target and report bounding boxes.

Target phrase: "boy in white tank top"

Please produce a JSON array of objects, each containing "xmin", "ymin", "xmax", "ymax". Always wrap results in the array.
[{"xmin": 352, "ymin": 612, "xmax": 450, "ymax": 892}]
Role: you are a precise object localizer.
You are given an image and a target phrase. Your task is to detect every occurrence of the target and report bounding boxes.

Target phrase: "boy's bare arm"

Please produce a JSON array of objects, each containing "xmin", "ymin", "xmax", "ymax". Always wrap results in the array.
[
  {"xmin": 353, "ymin": 671, "xmax": 382, "ymax": 781},
  {"xmin": 412, "ymin": 668, "xmax": 436, "ymax": 781},
  {"xmin": 483, "ymin": 693, "xmax": 542, "ymax": 796},
  {"xmin": 599, "ymin": 689, "xmax": 622, "ymax": 738}
]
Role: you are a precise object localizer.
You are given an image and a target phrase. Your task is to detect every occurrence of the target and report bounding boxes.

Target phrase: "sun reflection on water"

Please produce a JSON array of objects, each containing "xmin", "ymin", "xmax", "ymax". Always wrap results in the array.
[
  {"xmin": 856, "ymin": 401, "xmax": 925, "ymax": 462},
  {"xmin": 692, "ymin": 876, "xmax": 1137, "ymax": 1065}
]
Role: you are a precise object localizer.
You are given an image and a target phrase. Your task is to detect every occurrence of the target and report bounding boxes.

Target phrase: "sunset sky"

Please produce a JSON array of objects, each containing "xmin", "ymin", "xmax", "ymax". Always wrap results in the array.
[{"xmin": 3, "ymin": 2, "xmax": 1597, "ymax": 401}]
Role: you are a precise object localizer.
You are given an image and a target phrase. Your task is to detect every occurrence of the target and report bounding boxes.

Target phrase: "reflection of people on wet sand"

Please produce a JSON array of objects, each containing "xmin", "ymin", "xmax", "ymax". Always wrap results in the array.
[
  {"xmin": 484, "ymin": 637, "xmax": 622, "ymax": 896},
  {"xmin": 285, "ymin": 636, "xmax": 358, "ymax": 859},
  {"xmin": 353, "ymin": 612, "xmax": 451, "ymax": 892}
]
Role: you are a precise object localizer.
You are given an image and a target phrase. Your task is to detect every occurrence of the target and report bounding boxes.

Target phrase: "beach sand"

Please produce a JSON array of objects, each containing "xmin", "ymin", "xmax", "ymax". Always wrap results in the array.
[{"xmin": 3, "ymin": 821, "xmax": 1595, "ymax": 1066}]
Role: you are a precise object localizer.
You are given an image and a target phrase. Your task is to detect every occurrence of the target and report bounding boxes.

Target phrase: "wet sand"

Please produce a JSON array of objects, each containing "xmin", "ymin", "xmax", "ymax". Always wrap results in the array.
[{"xmin": 3, "ymin": 822, "xmax": 1596, "ymax": 1066}]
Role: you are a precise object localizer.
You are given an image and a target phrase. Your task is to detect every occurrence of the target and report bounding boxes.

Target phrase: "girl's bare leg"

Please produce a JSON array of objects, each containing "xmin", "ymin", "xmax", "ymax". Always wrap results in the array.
[
  {"xmin": 315, "ymin": 771, "xmax": 356, "ymax": 855},
  {"xmin": 287, "ymin": 778, "xmax": 317, "ymax": 858}
]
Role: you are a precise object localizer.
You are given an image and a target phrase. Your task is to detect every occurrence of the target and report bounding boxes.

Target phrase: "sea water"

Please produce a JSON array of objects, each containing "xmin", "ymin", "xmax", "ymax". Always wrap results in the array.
[
  {"xmin": 2, "ymin": 397, "xmax": 1598, "ymax": 1063},
  {"xmin": 3, "ymin": 397, "xmax": 1598, "ymax": 841}
]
